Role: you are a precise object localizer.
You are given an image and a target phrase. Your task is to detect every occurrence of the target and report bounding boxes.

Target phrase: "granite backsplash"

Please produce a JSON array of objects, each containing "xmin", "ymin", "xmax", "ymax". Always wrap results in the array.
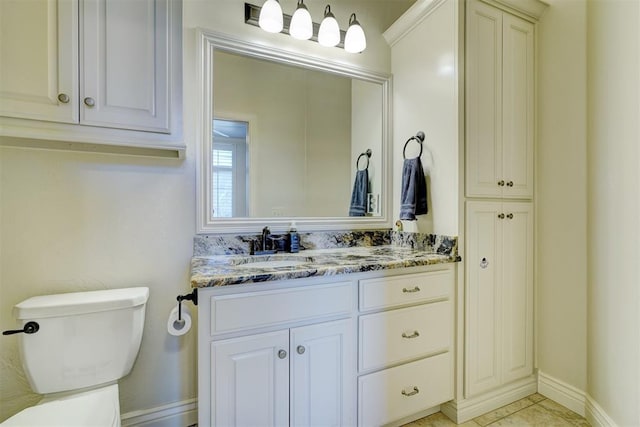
[{"xmin": 193, "ymin": 229, "xmax": 458, "ymax": 258}]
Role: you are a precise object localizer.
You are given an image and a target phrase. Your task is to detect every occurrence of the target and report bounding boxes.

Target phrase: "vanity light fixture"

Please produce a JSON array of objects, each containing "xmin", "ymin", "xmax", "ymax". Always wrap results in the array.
[
  {"xmin": 289, "ymin": 0, "xmax": 313, "ymax": 40},
  {"xmin": 258, "ymin": 0, "xmax": 283, "ymax": 33},
  {"xmin": 344, "ymin": 13, "xmax": 366, "ymax": 53},
  {"xmin": 318, "ymin": 5, "xmax": 340, "ymax": 47},
  {"xmin": 245, "ymin": 2, "xmax": 366, "ymax": 53}
]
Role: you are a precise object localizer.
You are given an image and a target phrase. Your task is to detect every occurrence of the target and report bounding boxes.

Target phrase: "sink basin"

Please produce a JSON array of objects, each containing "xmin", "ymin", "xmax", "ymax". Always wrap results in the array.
[{"xmin": 236, "ymin": 260, "xmax": 309, "ymax": 269}]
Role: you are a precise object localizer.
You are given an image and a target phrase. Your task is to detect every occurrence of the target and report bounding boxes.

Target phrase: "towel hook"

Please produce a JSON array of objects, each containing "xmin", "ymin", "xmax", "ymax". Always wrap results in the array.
[
  {"xmin": 403, "ymin": 131, "xmax": 425, "ymax": 160},
  {"xmin": 356, "ymin": 149, "xmax": 372, "ymax": 171}
]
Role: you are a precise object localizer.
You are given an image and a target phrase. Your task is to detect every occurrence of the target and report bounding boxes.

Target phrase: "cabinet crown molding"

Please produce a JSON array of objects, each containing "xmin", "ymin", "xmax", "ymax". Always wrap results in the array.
[
  {"xmin": 383, "ymin": 0, "xmax": 548, "ymax": 48},
  {"xmin": 480, "ymin": 0, "xmax": 549, "ymax": 21},
  {"xmin": 383, "ymin": 0, "xmax": 448, "ymax": 47}
]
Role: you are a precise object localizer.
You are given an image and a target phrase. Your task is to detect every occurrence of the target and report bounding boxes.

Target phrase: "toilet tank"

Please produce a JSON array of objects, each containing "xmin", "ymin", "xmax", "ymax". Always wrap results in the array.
[{"xmin": 13, "ymin": 287, "xmax": 149, "ymax": 394}]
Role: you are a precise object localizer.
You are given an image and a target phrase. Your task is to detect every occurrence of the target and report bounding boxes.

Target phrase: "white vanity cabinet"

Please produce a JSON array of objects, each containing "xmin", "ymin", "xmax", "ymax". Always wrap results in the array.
[
  {"xmin": 465, "ymin": 0, "xmax": 534, "ymax": 199},
  {"xmin": 0, "ymin": 0, "xmax": 183, "ymax": 154},
  {"xmin": 213, "ymin": 319, "xmax": 354, "ymax": 427},
  {"xmin": 197, "ymin": 264, "xmax": 456, "ymax": 427},
  {"xmin": 198, "ymin": 280, "xmax": 357, "ymax": 427},
  {"xmin": 357, "ymin": 268, "xmax": 455, "ymax": 426}
]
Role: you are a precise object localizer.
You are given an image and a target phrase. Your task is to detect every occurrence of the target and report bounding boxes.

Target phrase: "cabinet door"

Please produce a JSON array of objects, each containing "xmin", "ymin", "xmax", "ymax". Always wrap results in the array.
[
  {"xmin": 465, "ymin": 0, "xmax": 503, "ymax": 198},
  {"xmin": 212, "ymin": 330, "xmax": 289, "ymax": 427},
  {"xmin": 502, "ymin": 15, "xmax": 534, "ymax": 198},
  {"xmin": 466, "ymin": 201, "xmax": 534, "ymax": 396},
  {"xmin": 501, "ymin": 202, "xmax": 534, "ymax": 383},
  {"xmin": 465, "ymin": 201, "xmax": 503, "ymax": 397},
  {"xmin": 0, "ymin": 0, "xmax": 78, "ymax": 123},
  {"xmin": 290, "ymin": 319, "xmax": 355, "ymax": 427},
  {"xmin": 80, "ymin": 0, "xmax": 170, "ymax": 132}
]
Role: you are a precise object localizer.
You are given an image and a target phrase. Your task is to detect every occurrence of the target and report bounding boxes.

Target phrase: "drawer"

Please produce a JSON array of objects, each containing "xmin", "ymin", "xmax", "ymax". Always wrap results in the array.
[
  {"xmin": 210, "ymin": 281, "xmax": 353, "ymax": 335},
  {"xmin": 359, "ymin": 301, "xmax": 451, "ymax": 372},
  {"xmin": 359, "ymin": 270, "xmax": 453, "ymax": 311},
  {"xmin": 358, "ymin": 352, "xmax": 453, "ymax": 427}
]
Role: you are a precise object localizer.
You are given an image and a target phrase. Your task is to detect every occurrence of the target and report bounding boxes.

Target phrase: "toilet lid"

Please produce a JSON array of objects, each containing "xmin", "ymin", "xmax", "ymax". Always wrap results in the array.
[{"xmin": 2, "ymin": 387, "xmax": 119, "ymax": 427}]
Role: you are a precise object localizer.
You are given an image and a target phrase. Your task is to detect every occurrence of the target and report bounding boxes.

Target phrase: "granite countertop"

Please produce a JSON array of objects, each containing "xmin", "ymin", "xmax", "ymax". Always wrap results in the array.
[{"xmin": 190, "ymin": 245, "xmax": 459, "ymax": 288}]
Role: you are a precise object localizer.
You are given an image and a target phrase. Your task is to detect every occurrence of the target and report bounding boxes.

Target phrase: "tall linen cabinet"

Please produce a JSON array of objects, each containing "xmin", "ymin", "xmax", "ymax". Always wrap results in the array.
[{"xmin": 444, "ymin": 0, "xmax": 542, "ymax": 421}]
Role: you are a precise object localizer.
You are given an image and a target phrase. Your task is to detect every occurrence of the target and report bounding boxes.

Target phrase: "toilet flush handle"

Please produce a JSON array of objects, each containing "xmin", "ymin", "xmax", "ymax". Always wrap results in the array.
[{"xmin": 2, "ymin": 321, "xmax": 39, "ymax": 336}]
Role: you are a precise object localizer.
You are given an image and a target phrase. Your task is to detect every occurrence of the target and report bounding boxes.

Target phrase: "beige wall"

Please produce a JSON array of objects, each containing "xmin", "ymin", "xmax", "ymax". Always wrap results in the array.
[
  {"xmin": 586, "ymin": 0, "xmax": 640, "ymax": 424},
  {"xmin": 0, "ymin": 148, "xmax": 198, "ymax": 420},
  {"xmin": 389, "ymin": 0, "xmax": 460, "ymax": 235},
  {"xmin": 0, "ymin": 0, "xmax": 413, "ymax": 422},
  {"xmin": 535, "ymin": 0, "xmax": 588, "ymax": 392}
]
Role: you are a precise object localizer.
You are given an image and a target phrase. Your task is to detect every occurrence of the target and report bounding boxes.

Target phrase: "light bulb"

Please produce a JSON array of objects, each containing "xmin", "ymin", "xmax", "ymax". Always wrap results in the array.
[
  {"xmin": 344, "ymin": 13, "xmax": 366, "ymax": 53},
  {"xmin": 259, "ymin": 0, "xmax": 283, "ymax": 33},
  {"xmin": 290, "ymin": 0, "xmax": 313, "ymax": 40},
  {"xmin": 318, "ymin": 5, "xmax": 340, "ymax": 47}
]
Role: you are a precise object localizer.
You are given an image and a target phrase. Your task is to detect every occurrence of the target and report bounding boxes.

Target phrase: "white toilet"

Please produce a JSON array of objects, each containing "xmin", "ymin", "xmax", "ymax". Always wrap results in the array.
[{"xmin": 2, "ymin": 287, "xmax": 149, "ymax": 427}]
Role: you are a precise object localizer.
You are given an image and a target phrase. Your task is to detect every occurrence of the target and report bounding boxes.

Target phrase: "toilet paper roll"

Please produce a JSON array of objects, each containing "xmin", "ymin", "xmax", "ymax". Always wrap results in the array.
[{"xmin": 167, "ymin": 303, "xmax": 192, "ymax": 336}]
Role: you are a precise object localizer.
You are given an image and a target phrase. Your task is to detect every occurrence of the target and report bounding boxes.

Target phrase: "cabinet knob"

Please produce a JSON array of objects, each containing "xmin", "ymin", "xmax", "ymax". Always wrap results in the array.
[
  {"xmin": 401, "ymin": 386, "xmax": 420, "ymax": 397},
  {"xmin": 57, "ymin": 93, "xmax": 70, "ymax": 104},
  {"xmin": 497, "ymin": 180, "xmax": 505, "ymax": 186},
  {"xmin": 506, "ymin": 181, "xmax": 514, "ymax": 187},
  {"xmin": 84, "ymin": 97, "xmax": 96, "ymax": 107},
  {"xmin": 498, "ymin": 213, "xmax": 505, "ymax": 219},
  {"xmin": 401, "ymin": 331, "xmax": 420, "ymax": 339},
  {"xmin": 402, "ymin": 286, "xmax": 421, "ymax": 293},
  {"xmin": 296, "ymin": 345, "xmax": 306, "ymax": 355},
  {"xmin": 480, "ymin": 258, "xmax": 489, "ymax": 269},
  {"xmin": 506, "ymin": 213, "xmax": 514, "ymax": 219},
  {"xmin": 278, "ymin": 349, "xmax": 287, "ymax": 359}
]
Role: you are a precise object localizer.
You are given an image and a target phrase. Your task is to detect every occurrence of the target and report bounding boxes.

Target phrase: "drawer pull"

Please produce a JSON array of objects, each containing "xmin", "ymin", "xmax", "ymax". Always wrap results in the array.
[
  {"xmin": 278, "ymin": 349, "xmax": 287, "ymax": 359},
  {"xmin": 402, "ymin": 286, "xmax": 421, "ymax": 293},
  {"xmin": 401, "ymin": 331, "xmax": 420, "ymax": 339},
  {"xmin": 401, "ymin": 386, "xmax": 420, "ymax": 397}
]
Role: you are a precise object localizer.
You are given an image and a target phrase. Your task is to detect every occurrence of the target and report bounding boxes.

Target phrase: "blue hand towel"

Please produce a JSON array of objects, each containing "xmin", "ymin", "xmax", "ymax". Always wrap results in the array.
[
  {"xmin": 349, "ymin": 169, "xmax": 369, "ymax": 216},
  {"xmin": 399, "ymin": 157, "xmax": 428, "ymax": 220}
]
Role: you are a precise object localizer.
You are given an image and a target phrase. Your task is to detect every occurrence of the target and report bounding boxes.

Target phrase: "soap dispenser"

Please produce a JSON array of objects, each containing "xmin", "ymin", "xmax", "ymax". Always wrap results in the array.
[{"xmin": 288, "ymin": 222, "xmax": 300, "ymax": 253}]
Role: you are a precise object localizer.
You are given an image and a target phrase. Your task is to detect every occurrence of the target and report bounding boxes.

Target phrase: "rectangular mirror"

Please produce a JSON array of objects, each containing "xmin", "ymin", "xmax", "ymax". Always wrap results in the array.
[{"xmin": 197, "ymin": 30, "xmax": 392, "ymax": 233}]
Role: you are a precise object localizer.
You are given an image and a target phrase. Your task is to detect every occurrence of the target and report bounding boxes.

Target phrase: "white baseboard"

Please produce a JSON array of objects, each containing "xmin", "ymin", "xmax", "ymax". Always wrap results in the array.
[
  {"xmin": 440, "ymin": 376, "xmax": 537, "ymax": 423},
  {"xmin": 585, "ymin": 395, "xmax": 618, "ymax": 427},
  {"xmin": 537, "ymin": 371, "xmax": 586, "ymax": 417},
  {"xmin": 121, "ymin": 398, "xmax": 197, "ymax": 427}
]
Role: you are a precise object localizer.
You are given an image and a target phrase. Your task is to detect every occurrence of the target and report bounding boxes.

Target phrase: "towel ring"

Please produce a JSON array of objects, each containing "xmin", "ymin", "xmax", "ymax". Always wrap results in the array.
[
  {"xmin": 356, "ymin": 149, "xmax": 372, "ymax": 171},
  {"xmin": 403, "ymin": 131, "xmax": 426, "ymax": 159}
]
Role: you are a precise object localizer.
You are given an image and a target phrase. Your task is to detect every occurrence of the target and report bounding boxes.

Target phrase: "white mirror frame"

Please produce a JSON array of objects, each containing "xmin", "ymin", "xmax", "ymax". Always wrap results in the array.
[{"xmin": 196, "ymin": 29, "xmax": 393, "ymax": 234}]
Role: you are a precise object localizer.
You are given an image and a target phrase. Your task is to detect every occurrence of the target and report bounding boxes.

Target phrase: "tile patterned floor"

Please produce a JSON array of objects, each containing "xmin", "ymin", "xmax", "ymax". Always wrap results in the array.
[{"xmin": 402, "ymin": 394, "xmax": 590, "ymax": 426}]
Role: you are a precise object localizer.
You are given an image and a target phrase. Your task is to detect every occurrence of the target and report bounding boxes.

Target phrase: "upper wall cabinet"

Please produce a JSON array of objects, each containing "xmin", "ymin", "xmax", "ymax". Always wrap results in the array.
[
  {"xmin": 465, "ymin": 0, "xmax": 534, "ymax": 199},
  {"xmin": 0, "ymin": 0, "xmax": 183, "ymax": 157}
]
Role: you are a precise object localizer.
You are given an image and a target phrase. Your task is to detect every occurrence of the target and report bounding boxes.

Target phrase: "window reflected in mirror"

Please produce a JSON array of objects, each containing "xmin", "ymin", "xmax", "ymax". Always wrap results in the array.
[{"xmin": 212, "ymin": 119, "xmax": 249, "ymax": 217}]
